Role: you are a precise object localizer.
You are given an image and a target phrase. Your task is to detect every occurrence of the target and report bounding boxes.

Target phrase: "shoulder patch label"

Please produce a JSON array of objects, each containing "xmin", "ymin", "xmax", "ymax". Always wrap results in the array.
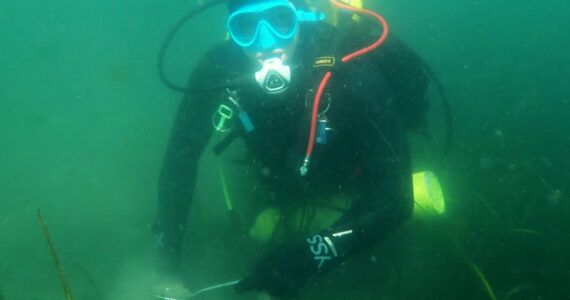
[{"xmin": 313, "ymin": 56, "xmax": 336, "ymax": 68}]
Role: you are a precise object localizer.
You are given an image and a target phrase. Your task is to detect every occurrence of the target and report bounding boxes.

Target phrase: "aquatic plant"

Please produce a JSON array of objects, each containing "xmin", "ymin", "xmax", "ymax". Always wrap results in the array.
[{"xmin": 37, "ymin": 209, "xmax": 73, "ymax": 300}]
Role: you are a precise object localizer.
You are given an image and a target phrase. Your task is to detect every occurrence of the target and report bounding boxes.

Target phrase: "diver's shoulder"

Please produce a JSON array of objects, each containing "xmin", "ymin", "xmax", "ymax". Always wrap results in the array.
[
  {"xmin": 190, "ymin": 40, "xmax": 247, "ymax": 84},
  {"xmin": 198, "ymin": 40, "xmax": 246, "ymax": 69}
]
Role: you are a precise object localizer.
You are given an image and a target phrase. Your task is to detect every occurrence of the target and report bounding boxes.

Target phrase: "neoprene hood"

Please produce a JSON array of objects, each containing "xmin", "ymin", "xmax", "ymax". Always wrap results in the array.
[
  {"xmin": 228, "ymin": 0, "xmax": 263, "ymax": 13},
  {"xmin": 228, "ymin": 0, "xmax": 303, "ymax": 13}
]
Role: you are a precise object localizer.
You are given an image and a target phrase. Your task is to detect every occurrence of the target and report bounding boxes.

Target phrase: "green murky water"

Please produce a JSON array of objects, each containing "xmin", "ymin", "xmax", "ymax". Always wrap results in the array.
[{"xmin": 1, "ymin": 0, "xmax": 568, "ymax": 299}]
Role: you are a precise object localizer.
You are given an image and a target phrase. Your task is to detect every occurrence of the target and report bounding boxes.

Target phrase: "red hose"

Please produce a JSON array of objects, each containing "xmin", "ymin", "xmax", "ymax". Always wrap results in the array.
[
  {"xmin": 307, "ymin": 71, "xmax": 332, "ymax": 156},
  {"xmin": 301, "ymin": 1, "xmax": 389, "ymax": 174},
  {"xmin": 330, "ymin": 0, "xmax": 389, "ymax": 62}
]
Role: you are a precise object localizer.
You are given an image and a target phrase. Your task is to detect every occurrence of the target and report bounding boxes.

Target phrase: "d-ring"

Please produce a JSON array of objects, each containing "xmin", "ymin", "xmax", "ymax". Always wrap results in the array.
[{"xmin": 305, "ymin": 89, "xmax": 331, "ymax": 116}]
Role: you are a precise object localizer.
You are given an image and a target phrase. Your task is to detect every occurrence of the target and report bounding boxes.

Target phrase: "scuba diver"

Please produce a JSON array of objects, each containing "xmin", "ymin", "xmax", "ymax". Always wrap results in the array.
[{"xmin": 153, "ymin": 0, "xmax": 439, "ymax": 298}]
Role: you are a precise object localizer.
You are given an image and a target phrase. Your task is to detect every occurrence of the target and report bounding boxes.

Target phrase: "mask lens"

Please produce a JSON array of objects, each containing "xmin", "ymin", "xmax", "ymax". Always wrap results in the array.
[
  {"xmin": 229, "ymin": 12, "xmax": 260, "ymax": 44},
  {"xmin": 265, "ymin": 5, "xmax": 297, "ymax": 36}
]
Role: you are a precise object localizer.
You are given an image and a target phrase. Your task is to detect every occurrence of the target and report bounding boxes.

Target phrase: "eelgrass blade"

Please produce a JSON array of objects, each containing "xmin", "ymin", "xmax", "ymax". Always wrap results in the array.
[
  {"xmin": 468, "ymin": 260, "xmax": 497, "ymax": 300},
  {"xmin": 37, "ymin": 209, "xmax": 73, "ymax": 300}
]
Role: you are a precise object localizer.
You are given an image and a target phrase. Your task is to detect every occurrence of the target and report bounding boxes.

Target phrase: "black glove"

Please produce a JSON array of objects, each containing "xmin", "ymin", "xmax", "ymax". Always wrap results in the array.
[
  {"xmin": 236, "ymin": 232, "xmax": 348, "ymax": 298},
  {"xmin": 235, "ymin": 242, "xmax": 317, "ymax": 298}
]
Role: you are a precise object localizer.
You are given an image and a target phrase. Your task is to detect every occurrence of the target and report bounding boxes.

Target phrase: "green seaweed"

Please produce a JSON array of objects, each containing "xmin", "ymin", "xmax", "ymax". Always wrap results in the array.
[
  {"xmin": 468, "ymin": 260, "xmax": 497, "ymax": 300},
  {"xmin": 37, "ymin": 209, "xmax": 73, "ymax": 300},
  {"xmin": 64, "ymin": 253, "xmax": 104, "ymax": 299},
  {"xmin": 503, "ymin": 284, "xmax": 534, "ymax": 300},
  {"xmin": 508, "ymin": 228, "xmax": 544, "ymax": 236}
]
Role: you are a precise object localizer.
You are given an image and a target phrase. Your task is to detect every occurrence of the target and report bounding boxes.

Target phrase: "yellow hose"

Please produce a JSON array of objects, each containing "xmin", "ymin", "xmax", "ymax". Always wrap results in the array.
[{"xmin": 216, "ymin": 157, "xmax": 233, "ymax": 211}]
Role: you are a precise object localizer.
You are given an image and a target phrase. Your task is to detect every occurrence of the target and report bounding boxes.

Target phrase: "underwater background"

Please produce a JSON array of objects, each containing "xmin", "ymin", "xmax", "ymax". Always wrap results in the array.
[{"xmin": 0, "ymin": 0, "xmax": 568, "ymax": 299}]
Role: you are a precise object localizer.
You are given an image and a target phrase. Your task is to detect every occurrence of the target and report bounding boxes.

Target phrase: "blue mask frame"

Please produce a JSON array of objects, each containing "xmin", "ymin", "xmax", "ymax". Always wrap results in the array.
[{"xmin": 227, "ymin": 0, "xmax": 324, "ymax": 49}]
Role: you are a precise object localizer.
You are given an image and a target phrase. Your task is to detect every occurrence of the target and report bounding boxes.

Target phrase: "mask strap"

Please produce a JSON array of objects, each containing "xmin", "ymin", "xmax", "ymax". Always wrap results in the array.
[{"xmin": 297, "ymin": 10, "xmax": 326, "ymax": 22}]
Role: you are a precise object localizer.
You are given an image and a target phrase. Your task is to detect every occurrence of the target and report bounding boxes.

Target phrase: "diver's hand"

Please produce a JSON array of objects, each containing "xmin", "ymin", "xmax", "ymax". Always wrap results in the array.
[{"xmin": 235, "ymin": 243, "xmax": 316, "ymax": 298}]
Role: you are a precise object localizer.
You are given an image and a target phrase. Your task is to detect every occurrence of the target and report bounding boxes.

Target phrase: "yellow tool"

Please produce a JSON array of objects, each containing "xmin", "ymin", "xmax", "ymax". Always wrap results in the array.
[{"xmin": 412, "ymin": 171, "xmax": 446, "ymax": 217}]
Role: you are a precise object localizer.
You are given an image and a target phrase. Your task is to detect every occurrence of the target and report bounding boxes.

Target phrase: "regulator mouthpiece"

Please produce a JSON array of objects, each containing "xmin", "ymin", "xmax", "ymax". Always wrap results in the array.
[{"xmin": 255, "ymin": 58, "xmax": 291, "ymax": 94}]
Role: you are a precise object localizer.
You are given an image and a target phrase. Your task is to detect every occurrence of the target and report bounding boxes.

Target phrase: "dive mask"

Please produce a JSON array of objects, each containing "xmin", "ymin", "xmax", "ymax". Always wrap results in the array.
[
  {"xmin": 227, "ymin": 0, "xmax": 324, "ymax": 50},
  {"xmin": 227, "ymin": 1, "xmax": 298, "ymax": 50}
]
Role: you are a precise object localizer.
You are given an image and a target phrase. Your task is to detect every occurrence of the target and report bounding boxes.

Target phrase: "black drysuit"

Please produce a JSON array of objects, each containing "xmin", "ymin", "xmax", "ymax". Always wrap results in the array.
[{"xmin": 154, "ymin": 21, "xmax": 427, "ymax": 297}]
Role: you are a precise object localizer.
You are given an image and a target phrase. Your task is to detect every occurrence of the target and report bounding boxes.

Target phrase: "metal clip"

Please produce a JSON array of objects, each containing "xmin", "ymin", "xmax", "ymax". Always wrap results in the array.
[{"xmin": 227, "ymin": 88, "xmax": 255, "ymax": 132}]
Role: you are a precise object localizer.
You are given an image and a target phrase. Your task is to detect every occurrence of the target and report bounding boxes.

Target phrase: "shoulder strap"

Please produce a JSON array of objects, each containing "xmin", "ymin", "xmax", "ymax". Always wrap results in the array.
[{"xmin": 310, "ymin": 20, "xmax": 357, "ymax": 76}]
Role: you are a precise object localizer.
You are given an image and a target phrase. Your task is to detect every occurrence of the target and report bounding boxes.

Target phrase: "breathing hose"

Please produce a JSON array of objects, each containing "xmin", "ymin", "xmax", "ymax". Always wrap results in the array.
[{"xmin": 157, "ymin": 0, "xmax": 228, "ymax": 93}]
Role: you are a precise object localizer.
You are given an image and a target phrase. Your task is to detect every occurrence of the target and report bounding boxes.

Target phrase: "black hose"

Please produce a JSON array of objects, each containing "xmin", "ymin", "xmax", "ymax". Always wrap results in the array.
[
  {"xmin": 422, "ymin": 61, "xmax": 453, "ymax": 157},
  {"xmin": 157, "ymin": 0, "xmax": 228, "ymax": 93}
]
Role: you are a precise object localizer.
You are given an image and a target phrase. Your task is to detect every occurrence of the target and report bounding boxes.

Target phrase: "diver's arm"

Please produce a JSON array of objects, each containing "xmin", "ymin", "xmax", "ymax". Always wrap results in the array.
[
  {"xmin": 154, "ymin": 45, "xmax": 228, "ymax": 269},
  {"xmin": 317, "ymin": 53, "xmax": 414, "ymax": 263},
  {"xmin": 321, "ymin": 113, "xmax": 414, "ymax": 262},
  {"xmin": 154, "ymin": 91, "xmax": 216, "ymax": 267},
  {"xmin": 301, "ymin": 108, "xmax": 414, "ymax": 271}
]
